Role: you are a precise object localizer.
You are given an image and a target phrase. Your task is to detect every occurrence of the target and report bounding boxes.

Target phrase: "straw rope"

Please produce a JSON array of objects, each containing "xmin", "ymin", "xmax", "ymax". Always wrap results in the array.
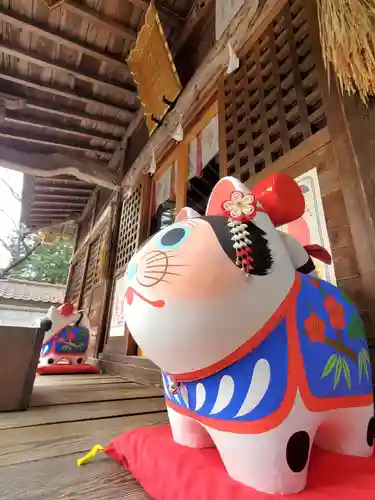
[{"xmin": 316, "ymin": 0, "xmax": 375, "ymax": 103}]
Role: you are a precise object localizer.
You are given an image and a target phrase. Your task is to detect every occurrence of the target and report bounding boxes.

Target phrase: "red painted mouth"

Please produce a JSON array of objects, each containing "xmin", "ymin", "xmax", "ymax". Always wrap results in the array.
[{"xmin": 125, "ymin": 287, "xmax": 165, "ymax": 308}]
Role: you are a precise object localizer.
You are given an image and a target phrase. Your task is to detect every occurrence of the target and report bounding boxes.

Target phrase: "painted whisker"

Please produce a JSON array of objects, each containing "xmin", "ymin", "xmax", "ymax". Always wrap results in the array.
[
  {"xmin": 143, "ymin": 275, "xmax": 170, "ymax": 284},
  {"xmin": 145, "ymin": 271, "xmax": 182, "ymax": 277},
  {"xmin": 146, "ymin": 254, "xmax": 178, "ymax": 265},
  {"xmin": 145, "ymin": 264, "xmax": 188, "ymax": 269}
]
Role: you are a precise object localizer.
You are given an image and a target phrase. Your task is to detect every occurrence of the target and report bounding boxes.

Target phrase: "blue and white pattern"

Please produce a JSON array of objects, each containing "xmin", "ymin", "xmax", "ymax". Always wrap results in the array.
[{"xmin": 162, "ymin": 317, "xmax": 289, "ymax": 423}]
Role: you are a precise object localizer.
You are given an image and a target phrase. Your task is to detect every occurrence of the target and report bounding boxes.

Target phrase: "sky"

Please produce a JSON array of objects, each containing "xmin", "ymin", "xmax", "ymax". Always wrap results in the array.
[{"xmin": 0, "ymin": 167, "xmax": 24, "ymax": 269}]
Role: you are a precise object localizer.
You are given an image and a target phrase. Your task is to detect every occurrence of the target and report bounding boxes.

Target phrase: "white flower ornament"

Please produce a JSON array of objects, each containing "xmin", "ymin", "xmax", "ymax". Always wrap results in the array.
[{"xmin": 222, "ymin": 191, "xmax": 257, "ymax": 221}]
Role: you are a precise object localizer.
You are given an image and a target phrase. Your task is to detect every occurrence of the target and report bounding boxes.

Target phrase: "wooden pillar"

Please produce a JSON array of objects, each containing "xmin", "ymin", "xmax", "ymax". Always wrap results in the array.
[
  {"xmin": 95, "ymin": 197, "xmax": 119, "ymax": 357},
  {"xmin": 95, "ymin": 192, "xmax": 122, "ymax": 355},
  {"xmin": 76, "ymin": 246, "xmax": 90, "ymax": 309},
  {"xmin": 308, "ymin": 3, "xmax": 375, "ymax": 338},
  {"xmin": 64, "ymin": 223, "xmax": 79, "ymax": 303}
]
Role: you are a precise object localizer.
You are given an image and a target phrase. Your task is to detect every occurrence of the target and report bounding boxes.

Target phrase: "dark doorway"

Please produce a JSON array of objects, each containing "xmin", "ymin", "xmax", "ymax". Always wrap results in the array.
[
  {"xmin": 150, "ymin": 199, "xmax": 177, "ymax": 236},
  {"xmin": 186, "ymin": 154, "xmax": 220, "ymax": 215}
]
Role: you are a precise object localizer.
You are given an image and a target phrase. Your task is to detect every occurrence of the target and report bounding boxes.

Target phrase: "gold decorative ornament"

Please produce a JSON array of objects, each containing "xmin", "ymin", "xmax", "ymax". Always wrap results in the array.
[{"xmin": 127, "ymin": 2, "xmax": 182, "ymax": 135}]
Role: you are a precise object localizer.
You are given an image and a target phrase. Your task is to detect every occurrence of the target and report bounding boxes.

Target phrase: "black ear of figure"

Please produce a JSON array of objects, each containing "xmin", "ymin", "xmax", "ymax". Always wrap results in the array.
[
  {"xmin": 39, "ymin": 317, "xmax": 52, "ymax": 332},
  {"xmin": 246, "ymin": 222, "xmax": 273, "ymax": 276},
  {"xmin": 296, "ymin": 256, "xmax": 315, "ymax": 275}
]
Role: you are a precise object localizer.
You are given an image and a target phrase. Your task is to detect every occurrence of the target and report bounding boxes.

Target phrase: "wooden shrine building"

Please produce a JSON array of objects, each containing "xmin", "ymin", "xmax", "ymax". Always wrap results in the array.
[{"xmin": 1, "ymin": 0, "xmax": 374, "ymax": 381}]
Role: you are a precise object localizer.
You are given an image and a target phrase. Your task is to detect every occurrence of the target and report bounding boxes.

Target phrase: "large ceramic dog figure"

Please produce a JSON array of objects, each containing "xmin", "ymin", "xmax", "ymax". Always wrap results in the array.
[
  {"xmin": 122, "ymin": 173, "xmax": 374, "ymax": 494},
  {"xmin": 38, "ymin": 302, "xmax": 91, "ymax": 367}
]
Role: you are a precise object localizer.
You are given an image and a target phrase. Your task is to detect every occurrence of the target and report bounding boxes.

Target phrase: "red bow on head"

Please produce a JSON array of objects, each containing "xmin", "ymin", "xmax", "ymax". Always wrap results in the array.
[
  {"xmin": 252, "ymin": 173, "xmax": 305, "ymax": 227},
  {"xmin": 59, "ymin": 302, "xmax": 74, "ymax": 317}
]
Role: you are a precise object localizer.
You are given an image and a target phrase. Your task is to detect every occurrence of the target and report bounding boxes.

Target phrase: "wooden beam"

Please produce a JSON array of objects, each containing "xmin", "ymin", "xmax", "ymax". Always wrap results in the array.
[
  {"xmin": 24, "ymin": 218, "xmax": 78, "ymax": 234},
  {"xmin": 125, "ymin": 0, "xmax": 148, "ymax": 9},
  {"xmin": 0, "ymin": 146, "xmax": 121, "ymax": 189},
  {"xmin": 108, "ymin": 109, "xmax": 145, "ymax": 170},
  {"xmin": 0, "ymin": 41, "xmax": 136, "ymax": 99},
  {"xmin": 0, "ymin": 69, "xmax": 135, "ymax": 118},
  {"xmin": 34, "ymin": 176, "xmax": 94, "ymax": 184},
  {"xmin": 34, "ymin": 195, "xmax": 89, "ymax": 203},
  {"xmin": 64, "ymin": 1, "xmax": 137, "ymax": 41},
  {"xmin": 0, "ymin": 131, "xmax": 113, "ymax": 159},
  {"xmin": 29, "ymin": 214, "xmax": 75, "ymax": 220},
  {"xmin": 29, "ymin": 207, "xmax": 82, "ymax": 214},
  {"xmin": 173, "ymin": 0, "xmax": 215, "ymax": 55},
  {"xmin": 4, "ymin": 112, "xmax": 119, "ymax": 145},
  {"xmin": 0, "ymin": 7, "xmax": 131, "ymax": 72},
  {"xmin": 126, "ymin": 0, "xmax": 182, "ymax": 28},
  {"xmin": 122, "ymin": 0, "xmax": 266, "ymax": 188},
  {"xmin": 0, "ymin": 91, "xmax": 128, "ymax": 130},
  {"xmin": 31, "ymin": 200, "xmax": 86, "ymax": 207},
  {"xmin": 34, "ymin": 187, "xmax": 93, "ymax": 197}
]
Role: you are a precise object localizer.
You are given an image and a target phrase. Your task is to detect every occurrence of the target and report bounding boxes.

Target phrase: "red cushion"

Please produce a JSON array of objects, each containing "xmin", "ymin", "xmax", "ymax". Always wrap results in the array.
[
  {"xmin": 105, "ymin": 424, "xmax": 375, "ymax": 500},
  {"xmin": 37, "ymin": 363, "xmax": 100, "ymax": 375}
]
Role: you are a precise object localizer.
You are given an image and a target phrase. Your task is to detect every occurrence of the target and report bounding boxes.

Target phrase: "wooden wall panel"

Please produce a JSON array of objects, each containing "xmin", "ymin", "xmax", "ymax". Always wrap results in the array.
[{"xmin": 248, "ymin": 138, "xmax": 374, "ymax": 344}]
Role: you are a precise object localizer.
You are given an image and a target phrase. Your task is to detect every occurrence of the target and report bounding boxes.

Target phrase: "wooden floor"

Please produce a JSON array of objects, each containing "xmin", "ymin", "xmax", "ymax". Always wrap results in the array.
[{"xmin": 0, "ymin": 373, "xmax": 168, "ymax": 500}]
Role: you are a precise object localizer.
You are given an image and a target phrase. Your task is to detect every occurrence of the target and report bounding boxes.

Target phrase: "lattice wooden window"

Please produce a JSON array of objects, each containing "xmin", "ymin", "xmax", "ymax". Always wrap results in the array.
[
  {"xmin": 83, "ymin": 234, "xmax": 104, "ymax": 296},
  {"xmin": 76, "ymin": 211, "xmax": 91, "ymax": 249},
  {"xmin": 115, "ymin": 186, "xmax": 142, "ymax": 273},
  {"xmin": 66, "ymin": 254, "xmax": 85, "ymax": 306},
  {"xmin": 220, "ymin": 0, "xmax": 326, "ymax": 182}
]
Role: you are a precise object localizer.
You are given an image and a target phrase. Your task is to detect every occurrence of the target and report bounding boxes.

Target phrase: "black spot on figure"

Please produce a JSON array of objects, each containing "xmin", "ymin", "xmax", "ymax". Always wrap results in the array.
[
  {"xmin": 202, "ymin": 216, "xmax": 273, "ymax": 276},
  {"xmin": 367, "ymin": 417, "xmax": 375, "ymax": 447},
  {"xmin": 245, "ymin": 221, "xmax": 273, "ymax": 276},
  {"xmin": 286, "ymin": 431, "xmax": 310, "ymax": 473}
]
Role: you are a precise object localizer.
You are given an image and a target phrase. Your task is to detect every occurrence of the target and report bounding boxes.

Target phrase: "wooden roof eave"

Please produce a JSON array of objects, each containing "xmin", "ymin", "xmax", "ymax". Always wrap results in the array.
[
  {"xmin": 0, "ymin": 145, "xmax": 121, "ymax": 190},
  {"xmin": 0, "ymin": 0, "xmax": 195, "ymax": 231}
]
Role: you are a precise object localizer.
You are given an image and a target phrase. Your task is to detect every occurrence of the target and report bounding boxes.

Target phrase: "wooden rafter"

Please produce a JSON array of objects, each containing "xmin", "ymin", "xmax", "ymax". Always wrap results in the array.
[
  {"xmin": 0, "ymin": 41, "xmax": 136, "ymax": 98},
  {"xmin": 126, "ymin": 0, "xmax": 183, "ymax": 28},
  {"xmin": 63, "ymin": 1, "xmax": 137, "ymax": 41},
  {"xmin": 34, "ymin": 187, "xmax": 93, "ymax": 196},
  {"xmin": 0, "ymin": 131, "xmax": 113, "ymax": 159},
  {"xmin": 0, "ymin": 7, "xmax": 130, "ymax": 71},
  {"xmin": 31, "ymin": 200, "xmax": 86, "ymax": 207},
  {"xmin": 0, "ymin": 69, "xmax": 135, "ymax": 118},
  {"xmin": 30, "ymin": 207, "xmax": 82, "ymax": 213},
  {"xmin": 0, "ymin": 146, "xmax": 121, "ymax": 189},
  {"xmin": 108, "ymin": 109, "xmax": 144, "ymax": 170},
  {"xmin": 34, "ymin": 194, "xmax": 90, "ymax": 202},
  {"xmin": 0, "ymin": 91, "xmax": 128, "ymax": 130},
  {"xmin": 29, "ymin": 213, "xmax": 76, "ymax": 219},
  {"xmin": 34, "ymin": 177, "xmax": 95, "ymax": 187},
  {"xmin": 173, "ymin": 0, "xmax": 215, "ymax": 54},
  {"xmin": 4, "ymin": 112, "xmax": 120, "ymax": 145}
]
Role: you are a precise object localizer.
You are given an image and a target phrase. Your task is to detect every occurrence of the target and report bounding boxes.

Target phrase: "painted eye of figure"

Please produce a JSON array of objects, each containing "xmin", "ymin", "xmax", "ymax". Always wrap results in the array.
[{"xmin": 157, "ymin": 225, "xmax": 190, "ymax": 250}]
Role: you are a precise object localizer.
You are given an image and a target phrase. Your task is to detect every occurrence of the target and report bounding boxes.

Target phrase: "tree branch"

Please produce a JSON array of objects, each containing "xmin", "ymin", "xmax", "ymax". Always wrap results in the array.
[
  {"xmin": 301, "ymin": 330, "xmax": 357, "ymax": 363},
  {"xmin": 0, "ymin": 207, "xmax": 18, "ymax": 231},
  {"xmin": 0, "ymin": 177, "xmax": 21, "ymax": 202},
  {"xmin": 0, "ymin": 241, "xmax": 42, "ymax": 279},
  {"xmin": 0, "ymin": 236, "xmax": 12, "ymax": 255}
]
